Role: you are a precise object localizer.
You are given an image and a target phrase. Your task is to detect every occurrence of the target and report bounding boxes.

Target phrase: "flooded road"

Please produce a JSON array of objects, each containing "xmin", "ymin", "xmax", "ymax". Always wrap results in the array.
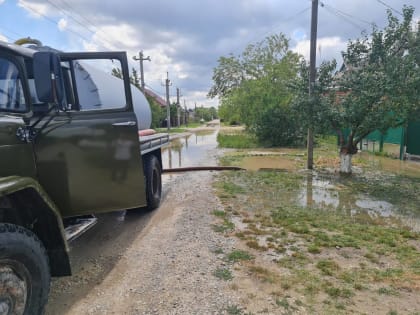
[{"xmin": 162, "ymin": 130, "xmax": 219, "ymax": 169}]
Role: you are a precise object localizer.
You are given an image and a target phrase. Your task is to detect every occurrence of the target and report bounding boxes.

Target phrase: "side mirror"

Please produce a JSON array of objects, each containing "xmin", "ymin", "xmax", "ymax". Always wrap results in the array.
[{"xmin": 33, "ymin": 51, "xmax": 64, "ymax": 104}]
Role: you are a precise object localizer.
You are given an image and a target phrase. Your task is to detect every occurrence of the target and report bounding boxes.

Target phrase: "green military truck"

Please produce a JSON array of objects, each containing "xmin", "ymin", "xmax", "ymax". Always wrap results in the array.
[{"xmin": 0, "ymin": 40, "xmax": 169, "ymax": 314}]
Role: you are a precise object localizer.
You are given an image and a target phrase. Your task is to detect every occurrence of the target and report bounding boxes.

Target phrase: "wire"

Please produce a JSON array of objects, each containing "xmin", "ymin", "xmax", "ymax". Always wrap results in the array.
[
  {"xmin": 228, "ymin": 6, "xmax": 311, "ymax": 56},
  {"xmin": 320, "ymin": 2, "xmax": 367, "ymax": 31},
  {"xmin": 19, "ymin": 2, "xmax": 90, "ymax": 42},
  {"xmin": 375, "ymin": 0, "xmax": 403, "ymax": 16},
  {"xmin": 321, "ymin": 2, "xmax": 373, "ymax": 26},
  {"xmin": 0, "ymin": 25, "xmax": 26, "ymax": 42},
  {"xmin": 46, "ymin": 0, "xmax": 120, "ymax": 50},
  {"xmin": 52, "ymin": 0, "xmax": 131, "ymax": 50}
]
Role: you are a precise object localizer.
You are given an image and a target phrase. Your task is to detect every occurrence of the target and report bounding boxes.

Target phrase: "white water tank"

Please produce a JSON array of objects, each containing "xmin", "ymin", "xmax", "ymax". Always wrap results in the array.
[{"xmin": 74, "ymin": 61, "xmax": 152, "ymax": 130}]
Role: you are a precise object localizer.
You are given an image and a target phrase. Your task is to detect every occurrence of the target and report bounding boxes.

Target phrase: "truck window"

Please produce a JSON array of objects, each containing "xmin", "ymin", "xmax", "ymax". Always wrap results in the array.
[
  {"xmin": 70, "ymin": 59, "xmax": 126, "ymax": 111},
  {"xmin": 0, "ymin": 57, "xmax": 27, "ymax": 112}
]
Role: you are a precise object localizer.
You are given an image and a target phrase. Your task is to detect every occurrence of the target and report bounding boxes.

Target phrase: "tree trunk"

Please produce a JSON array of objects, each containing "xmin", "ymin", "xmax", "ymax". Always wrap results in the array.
[{"xmin": 339, "ymin": 152, "xmax": 352, "ymax": 174}]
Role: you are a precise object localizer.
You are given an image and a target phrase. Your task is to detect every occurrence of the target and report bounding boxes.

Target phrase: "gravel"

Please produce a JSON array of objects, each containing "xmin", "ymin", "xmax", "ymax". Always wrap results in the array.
[{"xmin": 64, "ymin": 170, "xmax": 241, "ymax": 315}]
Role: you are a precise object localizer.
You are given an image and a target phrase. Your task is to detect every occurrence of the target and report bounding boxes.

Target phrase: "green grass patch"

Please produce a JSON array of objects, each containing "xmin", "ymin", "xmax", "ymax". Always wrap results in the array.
[
  {"xmin": 212, "ymin": 210, "xmax": 227, "ymax": 217},
  {"xmin": 217, "ymin": 133, "xmax": 258, "ymax": 149},
  {"xmin": 212, "ymin": 219, "xmax": 235, "ymax": 233},
  {"xmin": 226, "ymin": 250, "xmax": 254, "ymax": 262},
  {"xmin": 214, "ymin": 268, "xmax": 233, "ymax": 280},
  {"xmin": 316, "ymin": 259, "xmax": 341, "ymax": 276}
]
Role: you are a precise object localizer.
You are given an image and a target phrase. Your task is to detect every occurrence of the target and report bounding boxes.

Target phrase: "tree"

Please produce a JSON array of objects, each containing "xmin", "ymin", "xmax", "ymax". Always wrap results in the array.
[
  {"xmin": 209, "ymin": 34, "xmax": 302, "ymax": 145},
  {"xmin": 295, "ymin": 6, "xmax": 419, "ymax": 173}
]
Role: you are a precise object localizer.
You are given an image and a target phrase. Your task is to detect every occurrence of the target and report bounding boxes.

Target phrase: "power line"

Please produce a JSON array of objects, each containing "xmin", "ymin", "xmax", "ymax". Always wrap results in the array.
[
  {"xmin": 46, "ymin": 0, "xmax": 121, "ymax": 50},
  {"xmin": 19, "ymin": 2, "xmax": 92, "ymax": 43},
  {"xmin": 320, "ymin": 2, "xmax": 366, "ymax": 31},
  {"xmin": 229, "ymin": 6, "xmax": 311, "ymax": 56},
  {"xmin": 321, "ymin": 2, "xmax": 373, "ymax": 26},
  {"xmin": 375, "ymin": 0, "xmax": 403, "ymax": 16},
  {"xmin": 53, "ymin": 0, "xmax": 132, "ymax": 49}
]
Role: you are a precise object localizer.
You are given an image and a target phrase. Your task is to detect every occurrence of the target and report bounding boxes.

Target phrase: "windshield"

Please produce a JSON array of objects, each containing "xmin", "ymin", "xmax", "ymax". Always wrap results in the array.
[{"xmin": 0, "ymin": 57, "xmax": 27, "ymax": 112}]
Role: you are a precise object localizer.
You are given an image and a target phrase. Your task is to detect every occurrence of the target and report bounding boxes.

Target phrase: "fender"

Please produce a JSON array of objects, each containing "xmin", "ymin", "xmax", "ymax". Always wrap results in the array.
[{"xmin": 0, "ymin": 176, "xmax": 71, "ymax": 276}]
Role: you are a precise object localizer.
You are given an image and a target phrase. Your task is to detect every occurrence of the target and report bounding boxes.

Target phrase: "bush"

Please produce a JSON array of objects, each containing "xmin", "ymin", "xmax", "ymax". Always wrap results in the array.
[{"xmin": 253, "ymin": 105, "xmax": 304, "ymax": 147}]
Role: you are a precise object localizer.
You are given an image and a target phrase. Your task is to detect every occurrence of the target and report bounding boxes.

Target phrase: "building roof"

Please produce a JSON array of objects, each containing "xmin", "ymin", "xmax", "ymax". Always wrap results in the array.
[{"xmin": 144, "ymin": 88, "xmax": 166, "ymax": 107}]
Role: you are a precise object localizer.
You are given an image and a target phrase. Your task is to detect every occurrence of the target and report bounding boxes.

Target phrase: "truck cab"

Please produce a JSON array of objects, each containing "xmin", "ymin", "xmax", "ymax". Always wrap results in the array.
[{"xmin": 0, "ymin": 41, "xmax": 165, "ymax": 315}]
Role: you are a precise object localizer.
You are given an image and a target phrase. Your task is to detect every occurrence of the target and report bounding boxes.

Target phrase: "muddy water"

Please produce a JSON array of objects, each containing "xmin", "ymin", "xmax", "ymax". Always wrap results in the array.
[
  {"xmin": 161, "ymin": 130, "xmax": 220, "ymax": 187},
  {"xmin": 233, "ymin": 151, "xmax": 420, "ymax": 231},
  {"xmin": 299, "ymin": 173, "xmax": 420, "ymax": 231},
  {"xmin": 162, "ymin": 130, "xmax": 219, "ymax": 169}
]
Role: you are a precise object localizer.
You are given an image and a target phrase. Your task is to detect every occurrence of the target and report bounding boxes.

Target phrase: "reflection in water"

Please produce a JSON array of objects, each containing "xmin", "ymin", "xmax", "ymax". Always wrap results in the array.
[
  {"xmin": 161, "ymin": 130, "xmax": 218, "ymax": 169},
  {"xmin": 299, "ymin": 173, "xmax": 420, "ymax": 231},
  {"xmin": 299, "ymin": 174, "xmax": 340, "ymax": 209}
]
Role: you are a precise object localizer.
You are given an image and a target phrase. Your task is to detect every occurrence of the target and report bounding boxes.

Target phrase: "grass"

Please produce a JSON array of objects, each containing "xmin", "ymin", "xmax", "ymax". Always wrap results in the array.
[
  {"xmin": 214, "ymin": 268, "xmax": 233, "ymax": 280},
  {"xmin": 226, "ymin": 250, "xmax": 254, "ymax": 262},
  {"xmin": 212, "ymin": 219, "xmax": 235, "ymax": 233},
  {"xmin": 217, "ymin": 132, "xmax": 258, "ymax": 149},
  {"xmin": 212, "ymin": 210, "xmax": 227, "ymax": 217},
  {"xmin": 213, "ymin": 148, "xmax": 420, "ymax": 313}
]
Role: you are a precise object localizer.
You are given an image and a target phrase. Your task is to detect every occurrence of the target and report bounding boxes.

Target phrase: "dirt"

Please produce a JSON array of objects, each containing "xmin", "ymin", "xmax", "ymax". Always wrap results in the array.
[
  {"xmin": 45, "ymin": 125, "xmax": 420, "ymax": 315},
  {"xmin": 46, "ymin": 170, "xmax": 243, "ymax": 314}
]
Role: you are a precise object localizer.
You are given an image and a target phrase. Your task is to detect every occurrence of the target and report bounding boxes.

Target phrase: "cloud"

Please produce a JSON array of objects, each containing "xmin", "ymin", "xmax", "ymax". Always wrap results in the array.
[
  {"xmin": 58, "ymin": 18, "xmax": 68, "ymax": 31},
  {"xmin": 18, "ymin": 0, "xmax": 50, "ymax": 19},
  {"xmin": 292, "ymin": 36, "xmax": 347, "ymax": 65},
  {"xmin": 0, "ymin": 0, "xmax": 5, "ymax": 5},
  {"xmin": 0, "ymin": 33, "xmax": 8, "ymax": 42},
  {"xmin": 15, "ymin": 0, "xmax": 420, "ymax": 107}
]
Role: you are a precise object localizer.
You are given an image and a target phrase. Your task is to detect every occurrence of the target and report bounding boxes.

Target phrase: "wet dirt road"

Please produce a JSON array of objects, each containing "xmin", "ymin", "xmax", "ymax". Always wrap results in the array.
[{"xmin": 45, "ymin": 128, "xmax": 223, "ymax": 315}]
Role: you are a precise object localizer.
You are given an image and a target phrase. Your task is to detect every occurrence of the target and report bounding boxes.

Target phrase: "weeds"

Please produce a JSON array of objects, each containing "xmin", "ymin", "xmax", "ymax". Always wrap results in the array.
[
  {"xmin": 214, "ymin": 146, "xmax": 420, "ymax": 314},
  {"xmin": 226, "ymin": 250, "xmax": 253, "ymax": 262},
  {"xmin": 217, "ymin": 133, "xmax": 258, "ymax": 149},
  {"xmin": 214, "ymin": 268, "xmax": 233, "ymax": 281}
]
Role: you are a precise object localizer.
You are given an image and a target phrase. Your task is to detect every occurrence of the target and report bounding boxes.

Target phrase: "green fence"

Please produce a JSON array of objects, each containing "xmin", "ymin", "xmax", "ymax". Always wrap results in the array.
[
  {"xmin": 406, "ymin": 121, "xmax": 420, "ymax": 156},
  {"xmin": 340, "ymin": 121, "xmax": 420, "ymax": 159}
]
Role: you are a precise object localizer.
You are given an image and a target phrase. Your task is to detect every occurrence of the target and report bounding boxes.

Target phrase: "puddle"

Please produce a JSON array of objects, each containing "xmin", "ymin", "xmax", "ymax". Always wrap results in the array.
[
  {"xmin": 161, "ymin": 130, "xmax": 219, "ymax": 185},
  {"xmin": 361, "ymin": 152, "xmax": 420, "ymax": 178},
  {"xmin": 162, "ymin": 130, "xmax": 218, "ymax": 169},
  {"xmin": 298, "ymin": 173, "xmax": 420, "ymax": 231}
]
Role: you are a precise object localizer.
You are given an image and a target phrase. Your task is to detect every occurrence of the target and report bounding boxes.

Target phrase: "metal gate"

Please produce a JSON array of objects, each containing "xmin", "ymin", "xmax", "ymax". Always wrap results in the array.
[{"xmin": 406, "ymin": 121, "xmax": 420, "ymax": 156}]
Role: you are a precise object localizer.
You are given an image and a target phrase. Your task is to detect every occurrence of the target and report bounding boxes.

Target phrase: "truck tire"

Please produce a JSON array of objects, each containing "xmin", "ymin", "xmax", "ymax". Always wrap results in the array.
[
  {"xmin": 0, "ymin": 223, "xmax": 50, "ymax": 315},
  {"xmin": 144, "ymin": 155, "xmax": 162, "ymax": 211}
]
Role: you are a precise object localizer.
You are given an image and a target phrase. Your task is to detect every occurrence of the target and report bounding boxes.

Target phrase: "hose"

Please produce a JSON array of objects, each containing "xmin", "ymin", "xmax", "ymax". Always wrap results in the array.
[{"xmin": 162, "ymin": 166, "xmax": 244, "ymax": 173}]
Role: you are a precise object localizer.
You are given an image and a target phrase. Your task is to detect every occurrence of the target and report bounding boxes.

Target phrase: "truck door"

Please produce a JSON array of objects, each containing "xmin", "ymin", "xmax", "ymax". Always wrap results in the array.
[{"xmin": 34, "ymin": 52, "xmax": 147, "ymax": 217}]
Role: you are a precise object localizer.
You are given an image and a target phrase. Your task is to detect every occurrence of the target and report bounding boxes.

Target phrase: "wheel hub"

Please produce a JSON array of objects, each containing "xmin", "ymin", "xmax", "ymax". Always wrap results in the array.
[{"xmin": 0, "ymin": 266, "xmax": 27, "ymax": 315}]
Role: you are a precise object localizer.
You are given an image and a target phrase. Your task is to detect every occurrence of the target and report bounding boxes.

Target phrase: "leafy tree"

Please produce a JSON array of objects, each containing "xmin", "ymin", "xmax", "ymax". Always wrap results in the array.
[
  {"xmin": 294, "ymin": 6, "xmax": 419, "ymax": 173},
  {"xmin": 194, "ymin": 106, "xmax": 218, "ymax": 122},
  {"xmin": 209, "ymin": 34, "xmax": 301, "ymax": 144}
]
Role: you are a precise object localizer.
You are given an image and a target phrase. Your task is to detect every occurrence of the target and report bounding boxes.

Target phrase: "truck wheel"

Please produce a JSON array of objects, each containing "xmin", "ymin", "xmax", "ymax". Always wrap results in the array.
[
  {"xmin": 144, "ymin": 155, "xmax": 162, "ymax": 210},
  {"xmin": 0, "ymin": 223, "xmax": 50, "ymax": 315}
]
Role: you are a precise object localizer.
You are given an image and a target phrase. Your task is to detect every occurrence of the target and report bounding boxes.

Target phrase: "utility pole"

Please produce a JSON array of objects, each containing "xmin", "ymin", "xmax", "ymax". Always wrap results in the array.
[
  {"xmin": 307, "ymin": 0, "xmax": 318, "ymax": 170},
  {"xmin": 132, "ymin": 51, "xmax": 151, "ymax": 92},
  {"xmin": 176, "ymin": 88, "xmax": 181, "ymax": 127},
  {"xmin": 165, "ymin": 72, "xmax": 171, "ymax": 131},
  {"xmin": 184, "ymin": 99, "xmax": 188, "ymax": 127}
]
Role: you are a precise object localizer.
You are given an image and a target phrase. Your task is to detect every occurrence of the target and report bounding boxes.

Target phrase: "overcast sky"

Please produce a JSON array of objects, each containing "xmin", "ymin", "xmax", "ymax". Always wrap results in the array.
[{"xmin": 0, "ymin": 0, "xmax": 418, "ymax": 108}]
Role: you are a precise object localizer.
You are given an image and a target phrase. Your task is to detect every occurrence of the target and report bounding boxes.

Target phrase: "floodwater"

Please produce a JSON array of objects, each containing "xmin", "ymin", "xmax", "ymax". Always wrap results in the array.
[
  {"xmin": 299, "ymin": 172, "xmax": 420, "ymax": 231},
  {"xmin": 161, "ymin": 133, "xmax": 420, "ymax": 231},
  {"xmin": 228, "ymin": 149, "xmax": 420, "ymax": 231},
  {"xmin": 161, "ymin": 130, "xmax": 219, "ymax": 169}
]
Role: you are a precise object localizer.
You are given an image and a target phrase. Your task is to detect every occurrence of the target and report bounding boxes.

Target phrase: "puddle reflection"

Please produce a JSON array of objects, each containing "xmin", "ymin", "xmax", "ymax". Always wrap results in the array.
[
  {"xmin": 299, "ymin": 173, "xmax": 420, "ymax": 231},
  {"xmin": 161, "ymin": 130, "xmax": 218, "ymax": 169}
]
